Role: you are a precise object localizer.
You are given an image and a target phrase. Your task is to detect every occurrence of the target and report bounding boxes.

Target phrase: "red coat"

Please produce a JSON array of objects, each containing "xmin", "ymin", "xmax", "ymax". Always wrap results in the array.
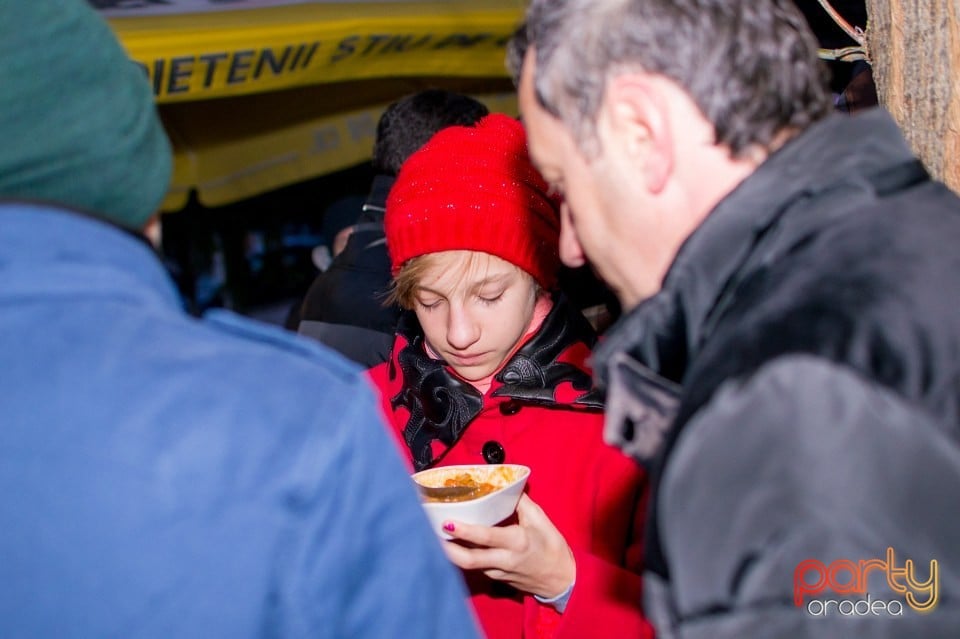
[{"xmin": 367, "ymin": 300, "xmax": 654, "ymax": 639}]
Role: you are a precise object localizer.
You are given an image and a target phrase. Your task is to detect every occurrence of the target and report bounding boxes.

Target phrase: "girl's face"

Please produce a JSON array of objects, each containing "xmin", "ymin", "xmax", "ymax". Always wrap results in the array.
[{"xmin": 412, "ymin": 250, "xmax": 539, "ymax": 381}]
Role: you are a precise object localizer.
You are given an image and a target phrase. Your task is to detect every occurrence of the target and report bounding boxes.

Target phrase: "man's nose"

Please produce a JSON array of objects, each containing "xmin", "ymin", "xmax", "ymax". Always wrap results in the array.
[{"xmin": 559, "ymin": 202, "xmax": 586, "ymax": 268}]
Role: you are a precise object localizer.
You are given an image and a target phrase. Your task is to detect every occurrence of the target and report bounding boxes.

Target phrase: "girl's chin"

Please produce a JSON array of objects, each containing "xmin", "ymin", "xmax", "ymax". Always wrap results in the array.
[{"xmin": 450, "ymin": 364, "xmax": 494, "ymax": 381}]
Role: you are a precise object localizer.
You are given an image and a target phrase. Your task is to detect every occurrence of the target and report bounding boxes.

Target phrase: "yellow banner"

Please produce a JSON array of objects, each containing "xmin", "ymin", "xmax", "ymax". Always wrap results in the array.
[
  {"xmin": 108, "ymin": 1, "xmax": 524, "ymax": 104},
  {"xmin": 159, "ymin": 77, "xmax": 517, "ymax": 211}
]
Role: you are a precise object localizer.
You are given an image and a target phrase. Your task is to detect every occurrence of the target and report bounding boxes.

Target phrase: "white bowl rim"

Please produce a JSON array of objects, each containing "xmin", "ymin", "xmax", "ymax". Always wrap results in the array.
[{"xmin": 412, "ymin": 464, "xmax": 530, "ymax": 506}]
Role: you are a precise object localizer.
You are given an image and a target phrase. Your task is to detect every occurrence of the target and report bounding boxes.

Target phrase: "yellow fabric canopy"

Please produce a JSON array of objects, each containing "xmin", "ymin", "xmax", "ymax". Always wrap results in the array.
[
  {"xmin": 104, "ymin": 1, "xmax": 523, "ymax": 211},
  {"xmin": 158, "ymin": 78, "xmax": 517, "ymax": 211},
  {"xmin": 108, "ymin": 1, "xmax": 524, "ymax": 104}
]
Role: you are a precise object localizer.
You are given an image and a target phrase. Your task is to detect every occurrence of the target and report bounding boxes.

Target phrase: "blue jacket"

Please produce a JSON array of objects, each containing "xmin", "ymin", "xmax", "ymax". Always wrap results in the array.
[{"xmin": 0, "ymin": 203, "xmax": 480, "ymax": 639}]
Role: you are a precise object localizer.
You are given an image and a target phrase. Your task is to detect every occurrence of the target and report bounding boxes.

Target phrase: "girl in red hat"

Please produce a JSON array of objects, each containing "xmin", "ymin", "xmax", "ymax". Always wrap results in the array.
[{"xmin": 367, "ymin": 113, "xmax": 653, "ymax": 639}]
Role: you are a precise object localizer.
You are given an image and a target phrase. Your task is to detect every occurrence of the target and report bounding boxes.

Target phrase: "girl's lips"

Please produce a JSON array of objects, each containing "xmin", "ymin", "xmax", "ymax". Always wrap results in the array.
[{"xmin": 448, "ymin": 352, "xmax": 487, "ymax": 366}]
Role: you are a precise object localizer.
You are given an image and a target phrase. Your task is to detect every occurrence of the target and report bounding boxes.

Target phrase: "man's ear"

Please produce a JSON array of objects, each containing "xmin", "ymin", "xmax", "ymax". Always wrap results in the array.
[{"xmin": 604, "ymin": 74, "xmax": 673, "ymax": 194}]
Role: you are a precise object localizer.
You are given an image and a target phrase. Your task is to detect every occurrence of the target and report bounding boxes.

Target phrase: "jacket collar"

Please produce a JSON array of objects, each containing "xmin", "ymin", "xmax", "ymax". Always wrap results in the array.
[
  {"xmin": 359, "ymin": 174, "xmax": 394, "ymax": 223},
  {"xmin": 0, "ymin": 202, "xmax": 182, "ymax": 312},
  {"xmin": 387, "ymin": 293, "xmax": 601, "ymax": 470}
]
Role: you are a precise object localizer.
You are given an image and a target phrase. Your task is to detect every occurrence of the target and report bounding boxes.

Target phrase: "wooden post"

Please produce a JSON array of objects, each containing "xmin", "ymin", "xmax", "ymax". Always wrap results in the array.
[{"xmin": 865, "ymin": 0, "xmax": 960, "ymax": 192}]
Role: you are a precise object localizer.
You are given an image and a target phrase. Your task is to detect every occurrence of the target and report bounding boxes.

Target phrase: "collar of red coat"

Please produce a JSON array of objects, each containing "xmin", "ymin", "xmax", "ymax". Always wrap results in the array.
[{"xmin": 386, "ymin": 292, "xmax": 603, "ymax": 470}]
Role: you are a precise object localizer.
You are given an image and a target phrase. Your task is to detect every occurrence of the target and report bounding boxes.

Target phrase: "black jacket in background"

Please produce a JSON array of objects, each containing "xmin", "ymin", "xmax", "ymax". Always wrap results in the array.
[{"xmin": 296, "ymin": 175, "xmax": 399, "ymax": 367}]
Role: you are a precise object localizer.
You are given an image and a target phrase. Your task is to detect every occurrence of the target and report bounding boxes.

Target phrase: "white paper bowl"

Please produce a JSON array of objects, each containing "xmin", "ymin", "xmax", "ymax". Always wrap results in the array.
[{"xmin": 412, "ymin": 464, "xmax": 531, "ymax": 539}]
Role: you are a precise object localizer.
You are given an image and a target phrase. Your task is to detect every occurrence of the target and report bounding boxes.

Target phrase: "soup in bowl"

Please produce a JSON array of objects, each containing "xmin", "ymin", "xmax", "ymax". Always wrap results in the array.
[{"xmin": 412, "ymin": 464, "xmax": 530, "ymax": 539}]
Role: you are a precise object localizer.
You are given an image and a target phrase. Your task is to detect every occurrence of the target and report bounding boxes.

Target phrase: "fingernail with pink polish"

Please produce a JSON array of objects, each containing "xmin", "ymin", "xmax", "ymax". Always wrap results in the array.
[{"xmin": 443, "ymin": 522, "xmax": 455, "ymax": 532}]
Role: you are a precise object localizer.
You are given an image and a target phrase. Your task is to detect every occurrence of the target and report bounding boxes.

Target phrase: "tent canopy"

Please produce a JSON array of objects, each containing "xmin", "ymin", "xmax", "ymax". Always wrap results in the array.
[
  {"xmin": 100, "ymin": 0, "xmax": 869, "ymax": 212},
  {"xmin": 101, "ymin": 0, "xmax": 523, "ymax": 211}
]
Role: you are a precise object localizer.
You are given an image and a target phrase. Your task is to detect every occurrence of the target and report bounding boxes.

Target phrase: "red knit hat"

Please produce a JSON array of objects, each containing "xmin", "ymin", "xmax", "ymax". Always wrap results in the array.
[{"xmin": 385, "ymin": 113, "xmax": 561, "ymax": 289}]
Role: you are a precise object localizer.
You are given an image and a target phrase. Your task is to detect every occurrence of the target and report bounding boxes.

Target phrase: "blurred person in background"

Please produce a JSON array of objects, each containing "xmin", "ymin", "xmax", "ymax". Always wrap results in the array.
[
  {"xmin": 0, "ymin": 2, "xmax": 480, "ymax": 637},
  {"xmin": 292, "ymin": 89, "xmax": 489, "ymax": 366},
  {"xmin": 519, "ymin": 0, "xmax": 960, "ymax": 637},
  {"xmin": 309, "ymin": 192, "xmax": 368, "ymax": 271},
  {"xmin": 368, "ymin": 113, "xmax": 653, "ymax": 639}
]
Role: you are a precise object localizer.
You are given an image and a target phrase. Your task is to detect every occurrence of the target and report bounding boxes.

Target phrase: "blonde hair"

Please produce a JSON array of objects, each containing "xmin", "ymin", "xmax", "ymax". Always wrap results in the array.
[{"xmin": 387, "ymin": 251, "xmax": 541, "ymax": 310}]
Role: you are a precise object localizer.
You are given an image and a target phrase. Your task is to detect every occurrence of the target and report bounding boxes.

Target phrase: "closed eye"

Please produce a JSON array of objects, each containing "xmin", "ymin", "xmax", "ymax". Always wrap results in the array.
[{"xmin": 416, "ymin": 298, "xmax": 442, "ymax": 311}]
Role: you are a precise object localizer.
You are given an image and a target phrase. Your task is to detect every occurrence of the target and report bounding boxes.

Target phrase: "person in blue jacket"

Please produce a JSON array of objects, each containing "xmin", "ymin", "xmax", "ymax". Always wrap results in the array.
[{"xmin": 0, "ymin": 2, "xmax": 480, "ymax": 638}]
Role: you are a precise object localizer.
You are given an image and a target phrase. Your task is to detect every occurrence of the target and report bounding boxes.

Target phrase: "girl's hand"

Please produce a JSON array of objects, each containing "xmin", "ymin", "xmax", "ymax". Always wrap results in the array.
[{"xmin": 440, "ymin": 493, "xmax": 575, "ymax": 598}]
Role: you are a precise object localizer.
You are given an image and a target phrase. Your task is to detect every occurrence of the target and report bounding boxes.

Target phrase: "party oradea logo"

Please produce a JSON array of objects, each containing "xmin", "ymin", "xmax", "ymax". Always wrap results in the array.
[{"xmin": 794, "ymin": 548, "xmax": 938, "ymax": 617}]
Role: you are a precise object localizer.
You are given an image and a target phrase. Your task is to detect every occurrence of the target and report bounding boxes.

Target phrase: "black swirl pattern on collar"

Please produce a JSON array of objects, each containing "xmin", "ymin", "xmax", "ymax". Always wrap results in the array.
[{"xmin": 493, "ymin": 294, "xmax": 603, "ymax": 408}]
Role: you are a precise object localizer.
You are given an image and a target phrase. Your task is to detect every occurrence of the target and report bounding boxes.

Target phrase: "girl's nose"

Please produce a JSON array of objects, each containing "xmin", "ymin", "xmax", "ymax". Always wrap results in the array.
[{"xmin": 446, "ymin": 304, "xmax": 480, "ymax": 350}]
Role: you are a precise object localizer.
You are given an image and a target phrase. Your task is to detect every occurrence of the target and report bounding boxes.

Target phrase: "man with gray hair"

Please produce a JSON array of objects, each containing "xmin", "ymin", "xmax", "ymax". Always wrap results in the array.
[{"xmin": 518, "ymin": 0, "xmax": 960, "ymax": 636}]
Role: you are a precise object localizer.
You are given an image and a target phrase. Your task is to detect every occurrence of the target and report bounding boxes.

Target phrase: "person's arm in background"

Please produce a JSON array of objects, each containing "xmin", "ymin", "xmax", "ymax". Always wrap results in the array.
[
  {"xmin": 286, "ymin": 378, "xmax": 480, "ymax": 639},
  {"xmin": 647, "ymin": 356, "xmax": 960, "ymax": 639}
]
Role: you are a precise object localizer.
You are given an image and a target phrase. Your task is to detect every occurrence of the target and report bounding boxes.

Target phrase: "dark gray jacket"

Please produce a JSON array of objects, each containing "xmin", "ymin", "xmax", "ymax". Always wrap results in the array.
[{"xmin": 594, "ymin": 109, "xmax": 960, "ymax": 638}]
